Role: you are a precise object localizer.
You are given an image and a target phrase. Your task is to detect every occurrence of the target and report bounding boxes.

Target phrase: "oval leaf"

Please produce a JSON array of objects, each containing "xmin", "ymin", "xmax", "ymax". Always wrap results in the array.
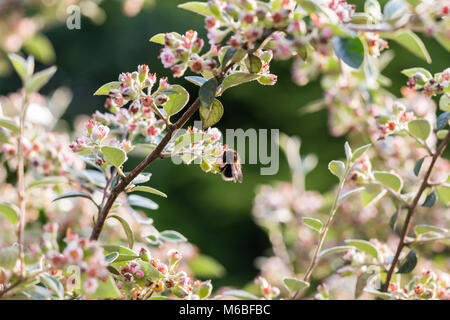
[
  {"xmin": 332, "ymin": 36, "xmax": 364, "ymax": 69},
  {"xmin": 94, "ymin": 81, "xmax": 121, "ymax": 96},
  {"xmin": 101, "ymin": 146, "xmax": 128, "ymax": 168},
  {"xmin": 0, "ymin": 118, "xmax": 19, "ymax": 134},
  {"xmin": 221, "ymin": 72, "xmax": 260, "ymax": 93},
  {"xmin": 373, "ymin": 171, "xmax": 403, "ymax": 193},
  {"xmin": 159, "ymin": 230, "xmax": 187, "ymax": 242},
  {"xmin": 163, "ymin": 85, "xmax": 190, "ymax": 116},
  {"xmin": 107, "ymin": 215, "xmax": 134, "ymax": 249},
  {"xmin": 0, "ymin": 202, "xmax": 19, "ymax": 225},
  {"xmin": 345, "ymin": 239, "xmax": 380, "ymax": 259},
  {"xmin": 221, "ymin": 290, "xmax": 258, "ymax": 300},
  {"xmin": 200, "ymin": 98, "xmax": 224, "ymax": 129},
  {"xmin": 302, "ymin": 217, "xmax": 323, "ymax": 232},
  {"xmin": 328, "ymin": 160, "xmax": 346, "ymax": 180},
  {"xmin": 128, "ymin": 194, "xmax": 159, "ymax": 210},
  {"xmin": 129, "ymin": 186, "xmax": 167, "ymax": 198},
  {"xmin": 397, "ymin": 249, "xmax": 417, "ymax": 274},
  {"xmin": 318, "ymin": 245, "xmax": 355, "ymax": 259},
  {"xmin": 283, "ymin": 277, "xmax": 310, "ymax": 293},
  {"xmin": 199, "ymin": 78, "xmax": 218, "ymax": 108},
  {"xmin": 408, "ymin": 119, "xmax": 431, "ymax": 141},
  {"xmin": 26, "ymin": 66, "xmax": 57, "ymax": 93}
]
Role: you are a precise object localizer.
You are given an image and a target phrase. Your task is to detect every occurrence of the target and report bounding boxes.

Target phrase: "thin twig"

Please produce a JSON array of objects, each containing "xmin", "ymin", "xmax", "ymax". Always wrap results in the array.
[
  {"xmin": 16, "ymin": 92, "xmax": 30, "ymax": 279},
  {"xmin": 292, "ymin": 161, "xmax": 351, "ymax": 299},
  {"xmin": 383, "ymin": 130, "xmax": 450, "ymax": 292},
  {"xmin": 89, "ymin": 32, "xmax": 276, "ymax": 241}
]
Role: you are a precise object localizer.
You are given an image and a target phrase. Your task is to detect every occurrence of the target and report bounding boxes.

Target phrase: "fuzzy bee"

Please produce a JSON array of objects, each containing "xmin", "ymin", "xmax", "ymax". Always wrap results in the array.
[{"xmin": 217, "ymin": 149, "xmax": 243, "ymax": 183}]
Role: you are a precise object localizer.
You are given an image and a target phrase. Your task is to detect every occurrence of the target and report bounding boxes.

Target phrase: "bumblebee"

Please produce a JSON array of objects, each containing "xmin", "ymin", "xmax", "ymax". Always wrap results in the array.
[{"xmin": 218, "ymin": 149, "xmax": 243, "ymax": 183}]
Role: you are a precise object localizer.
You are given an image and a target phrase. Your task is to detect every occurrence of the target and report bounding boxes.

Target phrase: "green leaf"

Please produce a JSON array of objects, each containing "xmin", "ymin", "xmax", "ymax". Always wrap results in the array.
[
  {"xmin": 318, "ymin": 246, "xmax": 355, "ymax": 259},
  {"xmin": 131, "ymin": 173, "xmax": 152, "ymax": 185},
  {"xmin": 437, "ymin": 130, "xmax": 448, "ymax": 139},
  {"xmin": 52, "ymin": 191, "xmax": 98, "ymax": 207},
  {"xmin": 23, "ymin": 33, "xmax": 56, "ymax": 64},
  {"xmin": 0, "ymin": 118, "xmax": 19, "ymax": 134},
  {"xmin": 422, "ymin": 191, "xmax": 436, "ymax": 207},
  {"xmin": 332, "ymin": 36, "xmax": 365, "ymax": 69},
  {"xmin": 439, "ymin": 95, "xmax": 450, "ymax": 112},
  {"xmin": 40, "ymin": 274, "xmax": 64, "ymax": 299},
  {"xmin": 434, "ymin": 32, "xmax": 450, "ymax": 53},
  {"xmin": 355, "ymin": 271, "xmax": 372, "ymax": 299},
  {"xmin": 381, "ymin": 30, "xmax": 431, "ymax": 64},
  {"xmin": 163, "ymin": 85, "xmax": 190, "ymax": 116},
  {"xmin": 363, "ymin": 287, "xmax": 392, "ymax": 299},
  {"xmin": 383, "ymin": 0, "xmax": 409, "ymax": 22},
  {"xmin": 185, "ymin": 76, "xmax": 208, "ymax": 86},
  {"xmin": 8, "ymin": 53, "xmax": 30, "ymax": 82},
  {"xmin": 145, "ymin": 234, "xmax": 163, "ymax": 247},
  {"xmin": 159, "ymin": 230, "xmax": 187, "ymax": 242},
  {"xmin": 222, "ymin": 290, "xmax": 258, "ymax": 300},
  {"xmin": 389, "ymin": 209, "xmax": 400, "ymax": 231},
  {"xmin": 415, "ymin": 224, "xmax": 448, "ymax": 236},
  {"xmin": 0, "ymin": 201, "xmax": 19, "ymax": 225},
  {"xmin": 27, "ymin": 176, "xmax": 67, "ymax": 190},
  {"xmin": 339, "ymin": 187, "xmax": 365, "ymax": 201},
  {"xmin": 413, "ymin": 157, "xmax": 425, "ymax": 176},
  {"xmin": 101, "ymin": 146, "xmax": 127, "ymax": 169},
  {"xmin": 328, "ymin": 160, "xmax": 346, "ymax": 180},
  {"xmin": 149, "ymin": 33, "xmax": 165, "ymax": 45},
  {"xmin": 283, "ymin": 277, "xmax": 310, "ymax": 293},
  {"xmin": 221, "ymin": 48, "xmax": 247, "ymax": 69},
  {"xmin": 199, "ymin": 78, "xmax": 218, "ymax": 108},
  {"xmin": 108, "ymin": 215, "xmax": 134, "ymax": 249},
  {"xmin": 408, "ymin": 119, "xmax": 431, "ymax": 141},
  {"xmin": 82, "ymin": 275, "xmax": 121, "ymax": 299},
  {"xmin": 128, "ymin": 194, "xmax": 159, "ymax": 210},
  {"xmin": 373, "ymin": 171, "xmax": 403, "ymax": 192},
  {"xmin": 189, "ymin": 254, "xmax": 226, "ymax": 278},
  {"xmin": 302, "ymin": 217, "xmax": 323, "ymax": 232},
  {"xmin": 0, "ymin": 246, "xmax": 18, "ymax": 269},
  {"xmin": 345, "ymin": 239, "xmax": 380, "ymax": 259},
  {"xmin": 103, "ymin": 244, "xmax": 136, "ymax": 256},
  {"xmin": 199, "ymin": 98, "xmax": 224, "ymax": 129},
  {"xmin": 344, "ymin": 141, "xmax": 352, "ymax": 161},
  {"xmin": 436, "ymin": 186, "xmax": 450, "ymax": 206},
  {"xmin": 437, "ymin": 112, "xmax": 450, "ymax": 130},
  {"xmin": 351, "ymin": 144, "xmax": 371, "ymax": 162},
  {"xmin": 246, "ymin": 54, "xmax": 262, "ymax": 73},
  {"xmin": 105, "ymin": 252, "xmax": 120, "ymax": 264},
  {"xmin": 26, "ymin": 66, "xmax": 57, "ymax": 93},
  {"xmin": 94, "ymin": 81, "xmax": 121, "ymax": 96},
  {"xmin": 220, "ymin": 72, "xmax": 260, "ymax": 93},
  {"xmin": 397, "ymin": 249, "xmax": 417, "ymax": 274},
  {"xmin": 401, "ymin": 67, "xmax": 432, "ymax": 79},
  {"xmin": 129, "ymin": 186, "xmax": 167, "ymax": 198},
  {"xmin": 178, "ymin": 2, "xmax": 214, "ymax": 17}
]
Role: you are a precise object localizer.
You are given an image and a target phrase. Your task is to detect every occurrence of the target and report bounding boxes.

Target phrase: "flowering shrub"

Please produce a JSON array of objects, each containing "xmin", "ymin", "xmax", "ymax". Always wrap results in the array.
[{"xmin": 0, "ymin": 0, "xmax": 449, "ymax": 300}]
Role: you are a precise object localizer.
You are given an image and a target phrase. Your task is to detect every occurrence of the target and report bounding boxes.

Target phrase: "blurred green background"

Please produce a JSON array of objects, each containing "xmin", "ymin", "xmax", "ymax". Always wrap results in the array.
[{"xmin": 0, "ymin": 0, "xmax": 448, "ymax": 288}]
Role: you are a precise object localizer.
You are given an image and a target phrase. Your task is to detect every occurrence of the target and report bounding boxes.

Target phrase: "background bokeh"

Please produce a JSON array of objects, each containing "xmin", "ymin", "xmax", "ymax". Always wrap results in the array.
[{"xmin": 0, "ymin": 0, "xmax": 448, "ymax": 288}]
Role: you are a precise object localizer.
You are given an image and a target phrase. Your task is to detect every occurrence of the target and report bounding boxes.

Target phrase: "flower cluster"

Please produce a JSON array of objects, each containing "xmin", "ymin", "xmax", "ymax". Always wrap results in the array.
[
  {"xmin": 407, "ymin": 68, "xmax": 450, "ymax": 97},
  {"xmin": 44, "ymin": 224, "xmax": 110, "ymax": 295},
  {"xmin": 115, "ymin": 248, "xmax": 212, "ymax": 300},
  {"xmin": 159, "ymin": 30, "xmax": 218, "ymax": 77},
  {"xmin": 388, "ymin": 269, "xmax": 450, "ymax": 300}
]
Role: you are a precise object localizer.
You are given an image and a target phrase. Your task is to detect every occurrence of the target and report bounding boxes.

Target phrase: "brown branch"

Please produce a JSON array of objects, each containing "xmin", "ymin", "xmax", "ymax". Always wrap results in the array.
[
  {"xmin": 90, "ymin": 97, "xmax": 201, "ymax": 240},
  {"xmin": 383, "ymin": 130, "xmax": 450, "ymax": 292},
  {"xmin": 89, "ymin": 31, "xmax": 276, "ymax": 241}
]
